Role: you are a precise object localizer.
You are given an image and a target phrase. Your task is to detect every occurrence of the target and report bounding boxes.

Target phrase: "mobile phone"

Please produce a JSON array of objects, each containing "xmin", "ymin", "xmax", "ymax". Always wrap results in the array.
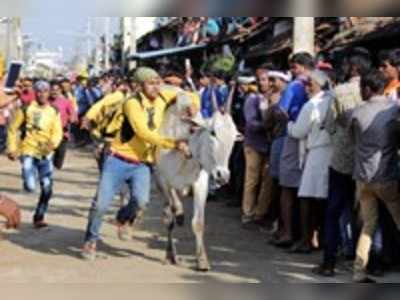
[{"xmin": 3, "ymin": 61, "xmax": 23, "ymax": 93}]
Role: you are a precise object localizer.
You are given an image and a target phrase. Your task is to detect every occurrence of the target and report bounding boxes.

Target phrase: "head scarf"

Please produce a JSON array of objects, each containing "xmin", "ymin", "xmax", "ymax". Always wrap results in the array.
[
  {"xmin": 237, "ymin": 76, "xmax": 256, "ymax": 85},
  {"xmin": 133, "ymin": 67, "xmax": 160, "ymax": 83},
  {"xmin": 268, "ymin": 71, "xmax": 292, "ymax": 83}
]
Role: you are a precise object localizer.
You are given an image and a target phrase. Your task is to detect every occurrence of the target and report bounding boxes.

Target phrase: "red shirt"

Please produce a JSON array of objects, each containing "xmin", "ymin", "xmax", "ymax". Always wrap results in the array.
[{"xmin": 52, "ymin": 96, "xmax": 76, "ymax": 139}]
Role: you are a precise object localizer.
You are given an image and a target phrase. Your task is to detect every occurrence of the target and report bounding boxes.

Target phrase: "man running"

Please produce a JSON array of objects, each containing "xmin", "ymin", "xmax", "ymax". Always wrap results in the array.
[
  {"xmin": 7, "ymin": 81, "xmax": 63, "ymax": 229},
  {"xmin": 82, "ymin": 67, "xmax": 197, "ymax": 260}
]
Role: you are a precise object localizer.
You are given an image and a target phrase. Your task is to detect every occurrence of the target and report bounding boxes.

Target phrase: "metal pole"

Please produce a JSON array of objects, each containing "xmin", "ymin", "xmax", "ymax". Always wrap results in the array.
[
  {"xmin": 130, "ymin": 17, "xmax": 137, "ymax": 70},
  {"xmin": 104, "ymin": 17, "xmax": 111, "ymax": 70},
  {"xmin": 121, "ymin": 17, "xmax": 130, "ymax": 71},
  {"xmin": 121, "ymin": 17, "xmax": 137, "ymax": 71},
  {"xmin": 87, "ymin": 18, "xmax": 92, "ymax": 62}
]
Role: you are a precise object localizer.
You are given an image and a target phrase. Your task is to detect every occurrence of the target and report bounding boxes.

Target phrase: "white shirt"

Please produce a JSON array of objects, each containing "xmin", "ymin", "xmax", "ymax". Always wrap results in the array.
[{"xmin": 288, "ymin": 91, "xmax": 333, "ymax": 150}]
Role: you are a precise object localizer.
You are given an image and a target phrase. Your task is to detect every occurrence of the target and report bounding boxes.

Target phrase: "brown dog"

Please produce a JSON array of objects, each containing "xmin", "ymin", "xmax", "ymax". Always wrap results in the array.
[{"xmin": 0, "ymin": 194, "xmax": 21, "ymax": 230}]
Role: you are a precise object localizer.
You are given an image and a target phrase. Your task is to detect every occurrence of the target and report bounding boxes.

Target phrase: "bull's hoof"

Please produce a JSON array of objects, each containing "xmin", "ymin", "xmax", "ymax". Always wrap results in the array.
[
  {"xmin": 197, "ymin": 259, "xmax": 211, "ymax": 272},
  {"xmin": 175, "ymin": 214, "xmax": 185, "ymax": 227}
]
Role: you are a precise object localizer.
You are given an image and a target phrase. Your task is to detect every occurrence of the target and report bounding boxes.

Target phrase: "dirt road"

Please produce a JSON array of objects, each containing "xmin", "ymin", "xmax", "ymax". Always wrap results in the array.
[{"xmin": 0, "ymin": 149, "xmax": 399, "ymax": 283}]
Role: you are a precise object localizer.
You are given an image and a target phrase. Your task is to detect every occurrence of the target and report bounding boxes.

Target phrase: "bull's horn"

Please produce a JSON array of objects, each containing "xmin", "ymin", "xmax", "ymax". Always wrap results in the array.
[
  {"xmin": 224, "ymin": 84, "xmax": 236, "ymax": 115},
  {"xmin": 211, "ymin": 88, "xmax": 219, "ymax": 114}
]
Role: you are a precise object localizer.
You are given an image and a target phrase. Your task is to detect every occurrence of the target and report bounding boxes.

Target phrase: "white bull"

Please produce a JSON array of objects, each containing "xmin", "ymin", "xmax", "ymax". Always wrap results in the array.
[{"xmin": 154, "ymin": 92, "xmax": 238, "ymax": 271}]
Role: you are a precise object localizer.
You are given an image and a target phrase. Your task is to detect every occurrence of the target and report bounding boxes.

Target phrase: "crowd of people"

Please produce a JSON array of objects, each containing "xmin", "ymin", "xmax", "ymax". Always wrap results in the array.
[
  {"xmin": 1, "ymin": 45, "xmax": 400, "ymax": 283},
  {"xmin": 175, "ymin": 17, "xmax": 268, "ymax": 47},
  {"xmin": 206, "ymin": 48, "xmax": 400, "ymax": 284},
  {"xmin": 170, "ymin": 17, "xmax": 364, "ymax": 48}
]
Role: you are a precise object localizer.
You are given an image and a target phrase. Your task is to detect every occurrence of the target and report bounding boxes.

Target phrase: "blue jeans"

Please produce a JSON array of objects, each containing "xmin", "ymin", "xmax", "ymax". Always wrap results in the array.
[
  {"xmin": 324, "ymin": 168, "xmax": 356, "ymax": 264},
  {"xmin": 21, "ymin": 155, "xmax": 54, "ymax": 222},
  {"xmin": 85, "ymin": 155, "xmax": 151, "ymax": 243}
]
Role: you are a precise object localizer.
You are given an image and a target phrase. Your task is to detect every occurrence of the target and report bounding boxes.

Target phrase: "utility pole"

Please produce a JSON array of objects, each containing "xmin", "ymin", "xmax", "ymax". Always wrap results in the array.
[
  {"xmin": 120, "ymin": 17, "xmax": 137, "ymax": 72},
  {"xmin": 104, "ymin": 17, "xmax": 111, "ymax": 70},
  {"xmin": 4, "ymin": 17, "xmax": 23, "ymax": 63},
  {"xmin": 14, "ymin": 17, "xmax": 23, "ymax": 61},
  {"xmin": 293, "ymin": 17, "xmax": 315, "ymax": 56},
  {"xmin": 87, "ymin": 18, "xmax": 93, "ymax": 63}
]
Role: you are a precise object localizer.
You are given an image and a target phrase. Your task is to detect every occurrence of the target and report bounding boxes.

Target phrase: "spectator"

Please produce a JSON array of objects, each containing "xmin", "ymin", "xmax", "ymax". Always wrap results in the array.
[
  {"xmin": 378, "ymin": 49, "xmax": 400, "ymax": 103},
  {"xmin": 350, "ymin": 71, "xmax": 400, "ymax": 283},
  {"xmin": 313, "ymin": 50, "xmax": 371, "ymax": 277},
  {"xmin": 177, "ymin": 18, "xmax": 202, "ymax": 46},
  {"xmin": 61, "ymin": 78, "xmax": 78, "ymax": 111},
  {"xmin": 50, "ymin": 81, "xmax": 77, "ymax": 170},
  {"xmin": 199, "ymin": 17, "xmax": 220, "ymax": 43},
  {"xmin": 263, "ymin": 70, "xmax": 292, "ymax": 241},
  {"xmin": 287, "ymin": 70, "xmax": 333, "ymax": 254},
  {"xmin": 241, "ymin": 67, "xmax": 272, "ymax": 229},
  {"xmin": 200, "ymin": 70, "xmax": 229, "ymax": 119},
  {"xmin": 225, "ymin": 77, "xmax": 247, "ymax": 207},
  {"xmin": 274, "ymin": 52, "xmax": 314, "ymax": 248},
  {"xmin": 74, "ymin": 76, "xmax": 102, "ymax": 147}
]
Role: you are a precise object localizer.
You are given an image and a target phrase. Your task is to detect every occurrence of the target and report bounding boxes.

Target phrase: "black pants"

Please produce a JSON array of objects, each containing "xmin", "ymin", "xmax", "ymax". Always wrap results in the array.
[
  {"xmin": 53, "ymin": 138, "xmax": 68, "ymax": 170},
  {"xmin": 323, "ymin": 168, "xmax": 356, "ymax": 265},
  {"xmin": 0, "ymin": 125, "xmax": 7, "ymax": 153},
  {"xmin": 227, "ymin": 141, "xmax": 245, "ymax": 201}
]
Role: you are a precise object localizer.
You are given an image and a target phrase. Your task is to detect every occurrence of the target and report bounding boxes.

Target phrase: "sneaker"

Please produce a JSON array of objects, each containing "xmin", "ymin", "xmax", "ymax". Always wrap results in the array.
[{"xmin": 81, "ymin": 242, "xmax": 97, "ymax": 261}]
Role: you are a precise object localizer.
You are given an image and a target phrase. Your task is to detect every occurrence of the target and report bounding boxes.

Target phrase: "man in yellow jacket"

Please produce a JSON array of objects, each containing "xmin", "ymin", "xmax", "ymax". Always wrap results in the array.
[
  {"xmin": 7, "ymin": 80, "xmax": 63, "ymax": 229},
  {"xmin": 83, "ymin": 67, "xmax": 198, "ymax": 260}
]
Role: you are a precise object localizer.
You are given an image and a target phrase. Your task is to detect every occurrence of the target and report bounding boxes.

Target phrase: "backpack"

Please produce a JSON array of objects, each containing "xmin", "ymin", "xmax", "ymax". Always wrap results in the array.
[
  {"xmin": 91, "ymin": 96, "xmax": 128, "ymax": 142},
  {"xmin": 92, "ymin": 92, "xmax": 167, "ymax": 144}
]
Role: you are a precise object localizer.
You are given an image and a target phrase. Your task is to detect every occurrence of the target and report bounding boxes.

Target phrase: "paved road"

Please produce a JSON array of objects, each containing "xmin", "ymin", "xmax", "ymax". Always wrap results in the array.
[{"xmin": 0, "ymin": 149, "xmax": 399, "ymax": 283}]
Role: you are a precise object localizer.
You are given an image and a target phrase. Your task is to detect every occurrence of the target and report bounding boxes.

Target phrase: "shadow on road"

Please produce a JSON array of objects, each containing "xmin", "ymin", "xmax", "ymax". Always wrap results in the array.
[{"xmin": 6, "ymin": 222, "xmax": 165, "ymax": 265}]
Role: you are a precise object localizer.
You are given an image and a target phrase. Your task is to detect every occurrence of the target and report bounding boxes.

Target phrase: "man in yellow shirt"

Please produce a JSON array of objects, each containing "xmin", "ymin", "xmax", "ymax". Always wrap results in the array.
[
  {"xmin": 83, "ymin": 68, "xmax": 196, "ymax": 260},
  {"xmin": 7, "ymin": 80, "xmax": 63, "ymax": 229}
]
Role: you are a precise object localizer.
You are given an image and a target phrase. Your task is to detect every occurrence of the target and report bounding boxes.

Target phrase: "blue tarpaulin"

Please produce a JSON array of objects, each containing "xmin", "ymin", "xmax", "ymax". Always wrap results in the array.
[{"xmin": 130, "ymin": 44, "xmax": 206, "ymax": 60}]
